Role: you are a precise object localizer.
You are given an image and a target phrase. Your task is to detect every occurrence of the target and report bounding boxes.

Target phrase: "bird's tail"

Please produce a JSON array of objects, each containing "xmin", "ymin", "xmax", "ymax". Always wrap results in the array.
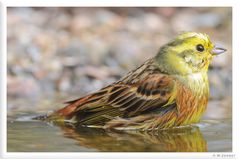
[
  {"xmin": 32, "ymin": 96, "xmax": 90, "ymax": 125},
  {"xmin": 32, "ymin": 114, "xmax": 49, "ymax": 120}
]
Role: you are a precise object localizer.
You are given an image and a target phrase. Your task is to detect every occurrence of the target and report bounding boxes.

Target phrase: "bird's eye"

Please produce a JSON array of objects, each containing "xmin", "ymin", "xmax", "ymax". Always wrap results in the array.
[{"xmin": 196, "ymin": 44, "xmax": 204, "ymax": 52}]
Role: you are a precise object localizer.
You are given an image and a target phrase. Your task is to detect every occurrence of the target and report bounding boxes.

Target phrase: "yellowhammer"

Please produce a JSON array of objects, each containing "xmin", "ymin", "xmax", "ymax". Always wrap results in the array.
[{"xmin": 43, "ymin": 32, "xmax": 226, "ymax": 131}]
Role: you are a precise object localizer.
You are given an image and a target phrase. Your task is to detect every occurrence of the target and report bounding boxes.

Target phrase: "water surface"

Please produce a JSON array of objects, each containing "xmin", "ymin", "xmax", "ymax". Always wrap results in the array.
[{"xmin": 7, "ymin": 116, "xmax": 232, "ymax": 152}]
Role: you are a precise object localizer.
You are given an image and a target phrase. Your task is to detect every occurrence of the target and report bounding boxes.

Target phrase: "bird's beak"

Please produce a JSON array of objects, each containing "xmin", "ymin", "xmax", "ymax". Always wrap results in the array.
[{"xmin": 211, "ymin": 45, "xmax": 227, "ymax": 55}]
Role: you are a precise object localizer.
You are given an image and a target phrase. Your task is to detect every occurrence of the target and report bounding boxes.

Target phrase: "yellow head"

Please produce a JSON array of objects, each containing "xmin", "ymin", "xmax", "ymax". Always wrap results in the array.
[{"xmin": 156, "ymin": 32, "xmax": 226, "ymax": 75}]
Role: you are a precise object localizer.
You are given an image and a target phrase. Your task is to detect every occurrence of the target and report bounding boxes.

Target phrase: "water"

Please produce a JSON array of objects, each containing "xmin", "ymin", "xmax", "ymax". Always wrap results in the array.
[
  {"xmin": 7, "ymin": 95, "xmax": 232, "ymax": 152},
  {"xmin": 7, "ymin": 116, "xmax": 232, "ymax": 152}
]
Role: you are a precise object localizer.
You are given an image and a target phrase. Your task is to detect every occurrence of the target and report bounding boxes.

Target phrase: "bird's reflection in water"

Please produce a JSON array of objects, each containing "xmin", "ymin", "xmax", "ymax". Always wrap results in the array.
[{"xmin": 59, "ymin": 125, "xmax": 207, "ymax": 152}]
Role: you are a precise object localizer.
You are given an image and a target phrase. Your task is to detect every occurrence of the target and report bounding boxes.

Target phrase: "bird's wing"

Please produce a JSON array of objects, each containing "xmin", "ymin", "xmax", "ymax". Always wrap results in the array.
[
  {"xmin": 51, "ymin": 59, "xmax": 177, "ymax": 126},
  {"xmin": 52, "ymin": 74, "xmax": 176, "ymax": 126},
  {"xmin": 118, "ymin": 74, "xmax": 176, "ymax": 116}
]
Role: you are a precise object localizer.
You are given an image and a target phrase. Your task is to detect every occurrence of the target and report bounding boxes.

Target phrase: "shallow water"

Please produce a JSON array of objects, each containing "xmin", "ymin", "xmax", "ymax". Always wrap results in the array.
[
  {"xmin": 7, "ymin": 95, "xmax": 232, "ymax": 152},
  {"xmin": 7, "ymin": 116, "xmax": 232, "ymax": 152}
]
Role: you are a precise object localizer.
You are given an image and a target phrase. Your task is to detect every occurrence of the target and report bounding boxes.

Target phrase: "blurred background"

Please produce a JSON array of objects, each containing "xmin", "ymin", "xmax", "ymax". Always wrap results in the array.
[{"xmin": 7, "ymin": 7, "xmax": 232, "ymax": 119}]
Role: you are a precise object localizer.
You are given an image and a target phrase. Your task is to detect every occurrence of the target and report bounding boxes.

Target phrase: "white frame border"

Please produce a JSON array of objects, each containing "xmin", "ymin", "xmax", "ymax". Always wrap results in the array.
[{"xmin": 1, "ymin": 0, "xmax": 238, "ymax": 159}]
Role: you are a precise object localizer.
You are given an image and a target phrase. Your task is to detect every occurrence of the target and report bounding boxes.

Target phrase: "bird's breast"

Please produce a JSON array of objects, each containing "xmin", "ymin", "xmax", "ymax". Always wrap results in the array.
[{"xmin": 174, "ymin": 72, "xmax": 209, "ymax": 125}]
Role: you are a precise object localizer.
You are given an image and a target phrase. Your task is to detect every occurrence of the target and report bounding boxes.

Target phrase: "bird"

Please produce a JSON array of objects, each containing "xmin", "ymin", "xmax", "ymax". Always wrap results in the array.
[{"xmin": 43, "ymin": 32, "xmax": 226, "ymax": 131}]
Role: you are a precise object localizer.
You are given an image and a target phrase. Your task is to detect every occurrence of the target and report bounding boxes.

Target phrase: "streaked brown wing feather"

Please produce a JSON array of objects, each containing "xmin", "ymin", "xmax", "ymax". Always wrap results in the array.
[
  {"xmin": 53, "ymin": 59, "xmax": 176, "ymax": 125},
  {"xmin": 107, "ymin": 74, "xmax": 175, "ymax": 116}
]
